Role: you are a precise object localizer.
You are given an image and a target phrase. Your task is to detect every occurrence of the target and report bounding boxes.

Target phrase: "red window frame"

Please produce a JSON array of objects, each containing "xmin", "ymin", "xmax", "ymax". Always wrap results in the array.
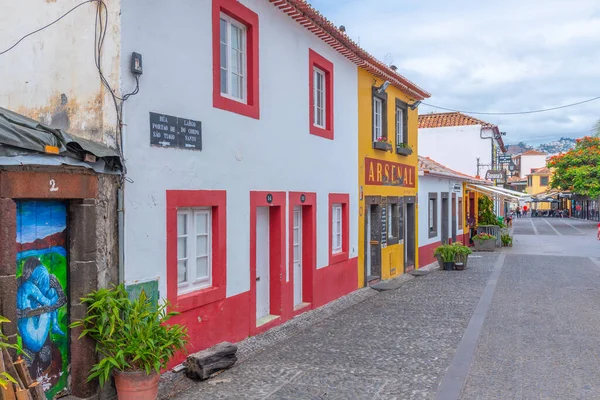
[
  {"xmin": 212, "ymin": 0, "xmax": 260, "ymax": 119},
  {"xmin": 166, "ymin": 190, "xmax": 227, "ymax": 312},
  {"xmin": 328, "ymin": 193, "xmax": 349, "ymax": 265},
  {"xmin": 309, "ymin": 49, "xmax": 334, "ymax": 140}
]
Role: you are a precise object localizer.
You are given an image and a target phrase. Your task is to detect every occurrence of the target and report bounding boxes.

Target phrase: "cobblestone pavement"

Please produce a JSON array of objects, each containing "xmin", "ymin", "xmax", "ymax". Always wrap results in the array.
[
  {"xmin": 165, "ymin": 217, "xmax": 600, "ymax": 400},
  {"xmin": 165, "ymin": 255, "xmax": 498, "ymax": 400},
  {"xmin": 460, "ymin": 217, "xmax": 600, "ymax": 399}
]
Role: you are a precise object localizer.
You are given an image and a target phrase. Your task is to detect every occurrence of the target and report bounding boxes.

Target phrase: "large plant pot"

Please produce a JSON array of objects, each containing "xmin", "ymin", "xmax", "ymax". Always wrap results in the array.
[
  {"xmin": 114, "ymin": 371, "xmax": 160, "ymax": 400},
  {"xmin": 473, "ymin": 239, "xmax": 495, "ymax": 251},
  {"xmin": 443, "ymin": 261, "xmax": 455, "ymax": 271}
]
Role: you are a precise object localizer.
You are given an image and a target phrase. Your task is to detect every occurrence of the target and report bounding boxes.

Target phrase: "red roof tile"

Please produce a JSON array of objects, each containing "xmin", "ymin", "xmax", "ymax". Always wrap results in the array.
[
  {"xmin": 269, "ymin": 0, "xmax": 430, "ymax": 100},
  {"xmin": 418, "ymin": 156, "xmax": 484, "ymax": 182},
  {"xmin": 519, "ymin": 149, "xmax": 547, "ymax": 156},
  {"xmin": 418, "ymin": 112, "xmax": 496, "ymax": 129}
]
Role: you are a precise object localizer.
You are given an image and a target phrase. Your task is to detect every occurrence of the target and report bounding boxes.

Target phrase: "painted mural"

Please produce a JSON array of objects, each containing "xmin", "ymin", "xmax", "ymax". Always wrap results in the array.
[{"xmin": 16, "ymin": 201, "xmax": 68, "ymax": 399}]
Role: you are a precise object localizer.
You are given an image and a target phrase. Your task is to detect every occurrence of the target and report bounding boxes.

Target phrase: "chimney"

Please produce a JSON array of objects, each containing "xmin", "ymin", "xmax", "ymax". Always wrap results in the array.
[
  {"xmin": 339, "ymin": 25, "xmax": 346, "ymax": 32},
  {"xmin": 390, "ymin": 65, "xmax": 398, "ymax": 72}
]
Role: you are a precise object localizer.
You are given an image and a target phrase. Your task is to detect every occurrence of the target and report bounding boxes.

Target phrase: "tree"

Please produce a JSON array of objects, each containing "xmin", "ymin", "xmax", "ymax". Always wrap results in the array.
[{"xmin": 548, "ymin": 136, "xmax": 600, "ymax": 198}]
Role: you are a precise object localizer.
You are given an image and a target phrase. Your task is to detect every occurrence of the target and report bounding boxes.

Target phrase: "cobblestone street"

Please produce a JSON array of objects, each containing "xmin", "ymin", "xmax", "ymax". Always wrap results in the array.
[{"xmin": 164, "ymin": 217, "xmax": 600, "ymax": 400}]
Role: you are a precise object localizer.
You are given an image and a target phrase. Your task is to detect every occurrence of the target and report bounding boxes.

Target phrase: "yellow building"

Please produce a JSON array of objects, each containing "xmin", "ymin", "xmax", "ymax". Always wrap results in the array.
[
  {"xmin": 526, "ymin": 167, "xmax": 552, "ymax": 210},
  {"xmin": 357, "ymin": 68, "xmax": 430, "ymax": 287}
]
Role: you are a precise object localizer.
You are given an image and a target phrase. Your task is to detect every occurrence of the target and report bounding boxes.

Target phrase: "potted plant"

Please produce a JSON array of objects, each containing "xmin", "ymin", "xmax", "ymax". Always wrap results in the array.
[
  {"xmin": 71, "ymin": 285, "xmax": 188, "ymax": 400},
  {"xmin": 373, "ymin": 136, "xmax": 392, "ymax": 151},
  {"xmin": 472, "ymin": 233, "xmax": 496, "ymax": 251},
  {"xmin": 396, "ymin": 142, "xmax": 413, "ymax": 156},
  {"xmin": 452, "ymin": 242, "xmax": 473, "ymax": 270},
  {"xmin": 434, "ymin": 244, "xmax": 456, "ymax": 271},
  {"xmin": 501, "ymin": 234, "xmax": 513, "ymax": 247},
  {"xmin": 0, "ymin": 316, "xmax": 19, "ymax": 389}
]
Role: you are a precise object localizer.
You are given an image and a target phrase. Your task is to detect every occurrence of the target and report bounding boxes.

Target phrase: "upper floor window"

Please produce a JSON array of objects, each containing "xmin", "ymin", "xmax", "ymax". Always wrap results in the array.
[
  {"xmin": 395, "ymin": 106, "xmax": 404, "ymax": 144},
  {"xmin": 212, "ymin": 0, "xmax": 259, "ymax": 119},
  {"xmin": 373, "ymin": 98, "xmax": 383, "ymax": 141},
  {"xmin": 313, "ymin": 67, "xmax": 326, "ymax": 128},
  {"xmin": 329, "ymin": 193, "xmax": 349, "ymax": 265},
  {"xmin": 395, "ymin": 99, "xmax": 410, "ymax": 155},
  {"xmin": 220, "ymin": 15, "xmax": 247, "ymax": 102},
  {"xmin": 540, "ymin": 176, "xmax": 549, "ymax": 186},
  {"xmin": 309, "ymin": 49, "xmax": 334, "ymax": 139}
]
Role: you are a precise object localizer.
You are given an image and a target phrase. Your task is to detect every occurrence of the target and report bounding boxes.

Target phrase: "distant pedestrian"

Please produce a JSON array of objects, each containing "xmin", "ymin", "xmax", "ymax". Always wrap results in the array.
[
  {"xmin": 597, "ymin": 222, "xmax": 600, "ymax": 241},
  {"xmin": 516, "ymin": 207, "xmax": 521, "ymax": 218}
]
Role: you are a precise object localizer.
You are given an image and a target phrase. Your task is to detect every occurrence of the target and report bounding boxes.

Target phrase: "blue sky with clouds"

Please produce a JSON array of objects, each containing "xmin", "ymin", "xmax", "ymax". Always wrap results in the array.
[{"xmin": 309, "ymin": 0, "xmax": 600, "ymax": 144}]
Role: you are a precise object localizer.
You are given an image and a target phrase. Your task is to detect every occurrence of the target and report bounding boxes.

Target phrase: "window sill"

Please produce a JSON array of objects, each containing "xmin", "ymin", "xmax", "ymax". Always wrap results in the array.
[
  {"xmin": 387, "ymin": 237, "xmax": 399, "ymax": 246},
  {"xmin": 428, "ymin": 231, "xmax": 437, "ymax": 239},
  {"xmin": 373, "ymin": 141, "xmax": 392, "ymax": 151},
  {"xmin": 329, "ymin": 251, "xmax": 349, "ymax": 266},
  {"xmin": 175, "ymin": 285, "xmax": 226, "ymax": 313},
  {"xmin": 396, "ymin": 147, "xmax": 413, "ymax": 156},
  {"xmin": 214, "ymin": 94, "xmax": 259, "ymax": 120},
  {"xmin": 310, "ymin": 124, "xmax": 334, "ymax": 140}
]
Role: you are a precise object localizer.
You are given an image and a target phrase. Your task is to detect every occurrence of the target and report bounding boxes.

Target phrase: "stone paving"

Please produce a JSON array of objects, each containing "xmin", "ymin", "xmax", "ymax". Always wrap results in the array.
[
  {"xmin": 163, "ymin": 217, "xmax": 600, "ymax": 400},
  {"xmin": 164, "ymin": 254, "xmax": 498, "ymax": 400}
]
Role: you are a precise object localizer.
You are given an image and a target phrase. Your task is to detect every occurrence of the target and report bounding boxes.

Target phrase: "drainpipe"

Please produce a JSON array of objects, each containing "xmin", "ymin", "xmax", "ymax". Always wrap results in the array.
[{"xmin": 118, "ymin": 187, "xmax": 125, "ymax": 284}]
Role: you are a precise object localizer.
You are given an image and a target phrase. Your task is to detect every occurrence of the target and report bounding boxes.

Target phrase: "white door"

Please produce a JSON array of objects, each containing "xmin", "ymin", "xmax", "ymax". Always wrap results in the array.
[
  {"xmin": 293, "ymin": 206, "xmax": 302, "ymax": 306},
  {"xmin": 256, "ymin": 207, "xmax": 270, "ymax": 320},
  {"xmin": 366, "ymin": 208, "xmax": 372, "ymax": 277}
]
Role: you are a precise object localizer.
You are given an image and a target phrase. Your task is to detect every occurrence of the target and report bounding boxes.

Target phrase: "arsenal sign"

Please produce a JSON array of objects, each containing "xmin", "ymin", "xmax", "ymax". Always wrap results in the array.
[{"xmin": 365, "ymin": 157, "xmax": 416, "ymax": 187}]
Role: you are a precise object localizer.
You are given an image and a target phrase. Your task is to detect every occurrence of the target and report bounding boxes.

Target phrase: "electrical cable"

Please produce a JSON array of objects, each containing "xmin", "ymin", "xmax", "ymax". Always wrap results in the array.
[
  {"xmin": 422, "ymin": 96, "xmax": 600, "ymax": 115},
  {"xmin": 0, "ymin": 0, "xmax": 97, "ymax": 56}
]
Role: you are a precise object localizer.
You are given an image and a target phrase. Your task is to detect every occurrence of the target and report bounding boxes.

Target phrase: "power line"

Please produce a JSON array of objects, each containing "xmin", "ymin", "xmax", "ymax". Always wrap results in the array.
[
  {"xmin": 421, "ymin": 95, "xmax": 600, "ymax": 115},
  {"xmin": 0, "ymin": 0, "xmax": 97, "ymax": 56}
]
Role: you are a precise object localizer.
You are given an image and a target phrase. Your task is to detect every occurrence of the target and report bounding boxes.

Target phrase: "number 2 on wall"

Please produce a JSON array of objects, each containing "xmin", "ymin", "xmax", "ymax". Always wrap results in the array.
[{"xmin": 49, "ymin": 179, "xmax": 59, "ymax": 192}]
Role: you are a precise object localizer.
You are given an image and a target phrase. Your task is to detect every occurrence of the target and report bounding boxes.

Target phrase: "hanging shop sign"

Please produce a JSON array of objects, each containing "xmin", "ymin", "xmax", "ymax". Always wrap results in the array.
[
  {"xmin": 364, "ymin": 158, "xmax": 415, "ymax": 188},
  {"xmin": 150, "ymin": 112, "xmax": 202, "ymax": 150},
  {"xmin": 485, "ymin": 169, "xmax": 506, "ymax": 182}
]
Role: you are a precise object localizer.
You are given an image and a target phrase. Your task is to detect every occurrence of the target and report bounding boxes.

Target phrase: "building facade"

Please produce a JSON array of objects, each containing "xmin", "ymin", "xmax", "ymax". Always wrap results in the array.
[
  {"xmin": 526, "ymin": 167, "xmax": 553, "ymax": 211},
  {"xmin": 357, "ymin": 69, "xmax": 429, "ymax": 286},
  {"xmin": 515, "ymin": 150, "xmax": 548, "ymax": 178}
]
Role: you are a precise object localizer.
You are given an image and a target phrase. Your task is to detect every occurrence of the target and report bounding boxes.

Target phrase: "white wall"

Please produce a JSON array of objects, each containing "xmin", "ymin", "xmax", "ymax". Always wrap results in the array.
[
  {"xmin": 520, "ymin": 154, "xmax": 547, "ymax": 178},
  {"xmin": 418, "ymin": 125, "xmax": 490, "ymax": 177},
  {"xmin": 120, "ymin": 0, "xmax": 359, "ymax": 298},
  {"xmin": 418, "ymin": 175, "xmax": 464, "ymax": 247}
]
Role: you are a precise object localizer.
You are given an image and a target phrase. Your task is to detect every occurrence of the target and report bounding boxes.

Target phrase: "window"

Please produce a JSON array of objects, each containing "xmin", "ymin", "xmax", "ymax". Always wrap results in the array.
[
  {"xmin": 395, "ymin": 99, "xmax": 408, "ymax": 148},
  {"xmin": 212, "ymin": 0, "xmax": 259, "ymax": 119},
  {"xmin": 540, "ymin": 176, "xmax": 549, "ymax": 186},
  {"xmin": 177, "ymin": 208, "xmax": 212, "ymax": 294},
  {"xmin": 458, "ymin": 197, "xmax": 463, "ymax": 228},
  {"xmin": 428, "ymin": 193, "xmax": 438, "ymax": 238},
  {"xmin": 309, "ymin": 49, "xmax": 334, "ymax": 139},
  {"xmin": 313, "ymin": 67, "xmax": 326, "ymax": 128},
  {"xmin": 167, "ymin": 190, "xmax": 226, "ymax": 312},
  {"xmin": 372, "ymin": 87, "xmax": 388, "ymax": 145},
  {"xmin": 387, "ymin": 202, "xmax": 400, "ymax": 244},
  {"xmin": 329, "ymin": 193, "xmax": 349, "ymax": 265},
  {"xmin": 220, "ymin": 15, "xmax": 246, "ymax": 102},
  {"xmin": 527, "ymin": 176, "xmax": 533, "ymax": 186},
  {"xmin": 332, "ymin": 204, "xmax": 342, "ymax": 254}
]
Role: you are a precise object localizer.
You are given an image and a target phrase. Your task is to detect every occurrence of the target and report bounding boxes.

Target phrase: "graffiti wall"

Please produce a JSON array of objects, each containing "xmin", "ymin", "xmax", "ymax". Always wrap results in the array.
[{"xmin": 16, "ymin": 201, "xmax": 68, "ymax": 399}]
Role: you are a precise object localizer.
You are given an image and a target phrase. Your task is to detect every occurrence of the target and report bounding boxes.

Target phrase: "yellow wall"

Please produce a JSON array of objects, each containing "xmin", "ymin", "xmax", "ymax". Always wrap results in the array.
[
  {"xmin": 357, "ymin": 68, "xmax": 420, "ymax": 287},
  {"xmin": 526, "ymin": 174, "xmax": 552, "ymax": 210}
]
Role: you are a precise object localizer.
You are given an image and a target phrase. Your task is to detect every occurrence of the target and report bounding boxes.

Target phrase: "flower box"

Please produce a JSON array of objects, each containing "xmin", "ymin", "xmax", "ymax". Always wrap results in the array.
[
  {"xmin": 473, "ymin": 238, "xmax": 496, "ymax": 251},
  {"xmin": 396, "ymin": 147, "xmax": 413, "ymax": 156},
  {"xmin": 373, "ymin": 141, "xmax": 391, "ymax": 151}
]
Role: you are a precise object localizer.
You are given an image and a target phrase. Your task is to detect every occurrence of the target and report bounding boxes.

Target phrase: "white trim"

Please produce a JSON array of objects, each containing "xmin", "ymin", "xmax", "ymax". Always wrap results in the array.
[
  {"xmin": 373, "ymin": 97, "xmax": 383, "ymax": 141},
  {"xmin": 313, "ymin": 66, "xmax": 326, "ymax": 128},
  {"xmin": 395, "ymin": 106, "xmax": 404, "ymax": 146},
  {"xmin": 332, "ymin": 203, "xmax": 342, "ymax": 253},
  {"xmin": 220, "ymin": 14, "xmax": 247, "ymax": 103},
  {"xmin": 177, "ymin": 207, "xmax": 212, "ymax": 295}
]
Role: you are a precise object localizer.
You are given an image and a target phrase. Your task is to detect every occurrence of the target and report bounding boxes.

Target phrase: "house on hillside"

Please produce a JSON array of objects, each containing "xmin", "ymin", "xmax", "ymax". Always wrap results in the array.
[
  {"xmin": 514, "ymin": 149, "xmax": 548, "ymax": 179},
  {"xmin": 418, "ymin": 112, "xmax": 507, "ymax": 177}
]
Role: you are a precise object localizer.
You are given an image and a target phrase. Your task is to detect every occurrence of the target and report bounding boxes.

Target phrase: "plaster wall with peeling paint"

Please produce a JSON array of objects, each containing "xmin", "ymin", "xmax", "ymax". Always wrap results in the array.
[{"xmin": 0, "ymin": 0, "xmax": 122, "ymax": 149}]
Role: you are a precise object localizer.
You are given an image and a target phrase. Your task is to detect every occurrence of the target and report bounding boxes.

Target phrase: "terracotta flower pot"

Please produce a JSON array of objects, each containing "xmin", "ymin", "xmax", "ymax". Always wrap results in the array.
[{"xmin": 114, "ymin": 370, "xmax": 160, "ymax": 400}]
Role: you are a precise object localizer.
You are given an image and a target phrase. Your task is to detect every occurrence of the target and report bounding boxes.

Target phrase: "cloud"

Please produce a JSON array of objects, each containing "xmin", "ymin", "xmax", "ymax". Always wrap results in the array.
[{"xmin": 309, "ymin": 0, "xmax": 600, "ymax": 142}]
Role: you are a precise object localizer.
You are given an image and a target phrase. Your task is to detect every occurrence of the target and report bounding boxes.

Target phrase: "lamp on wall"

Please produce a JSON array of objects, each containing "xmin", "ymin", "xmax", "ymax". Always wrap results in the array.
[
  {"xmin": 375, "ymin": 81, "xmax": 390, "ymax": 94},
  {"xmin": 409, "ymin": 100, "xmax": 421, "ymax": 110}
]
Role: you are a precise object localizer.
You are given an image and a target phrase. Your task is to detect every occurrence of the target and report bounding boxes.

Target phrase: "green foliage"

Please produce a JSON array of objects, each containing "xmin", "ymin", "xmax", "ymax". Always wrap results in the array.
[
  {"xmin": 501, "ymin": 234, "xmax": 513, "ymax": 246},
  {"xmin": 434, "ymin": 244, "xmax": 456, "ymax": 262},
  {"xmin": 473, "ymin": 233, "xmax": 495, "ymax": 241},
  {"xmin": 548, "ymin": 136, "xmax": 600, "ymax": 198},
  {"xmin": 452, "ymin": 242, "xmax": 472, "ymax": 263},
  {"xmin": 477, "ymin": 196, "xmax": 502, "ymax": 226},
  {"xmin": 70, "ymin": 285, "xmax": 189, "ymax": 387},
  {"xmin": 0, "ymin": 317, "xmax": 19, "ymax": 389}
]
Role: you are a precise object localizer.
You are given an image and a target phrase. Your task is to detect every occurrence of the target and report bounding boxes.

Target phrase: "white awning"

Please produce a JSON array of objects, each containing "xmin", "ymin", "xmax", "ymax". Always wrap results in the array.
[
  {"xmin": 488, "ymin": 185, "xmax": 530, "ymax": 198},
  {"xmin": 466, "ymin": 184, "xmax": 521, "ymax": 201}
]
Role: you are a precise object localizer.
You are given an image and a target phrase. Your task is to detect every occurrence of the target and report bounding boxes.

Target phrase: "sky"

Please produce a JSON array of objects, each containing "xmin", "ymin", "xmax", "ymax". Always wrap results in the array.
[{"xmin": 309, "ymin": 0, "xmax": 600, "ymax": 144}]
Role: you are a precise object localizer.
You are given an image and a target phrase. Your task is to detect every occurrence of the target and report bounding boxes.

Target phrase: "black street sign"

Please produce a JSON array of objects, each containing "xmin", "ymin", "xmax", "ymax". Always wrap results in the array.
[
  {"xmin": 498, "ymin": 155, "xmax": 512, "ymax": 163},
  {"xmin": 150, "ymin": 112, "xmax": 202, "ymax": 150}
]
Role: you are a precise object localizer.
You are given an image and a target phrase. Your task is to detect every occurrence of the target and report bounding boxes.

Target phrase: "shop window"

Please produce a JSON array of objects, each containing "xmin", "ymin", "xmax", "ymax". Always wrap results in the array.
[{"xmin": 387, "ymin": 203, "xmax": 400, "ymax": 244}]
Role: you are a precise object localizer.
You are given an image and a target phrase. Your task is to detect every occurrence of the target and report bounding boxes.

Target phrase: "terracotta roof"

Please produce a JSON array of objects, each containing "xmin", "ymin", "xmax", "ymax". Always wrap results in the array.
[
  {"xmin": 529, "ymin": 167, "xmax": 551, "ymax": 176},
  {"xmin": 507, "ymin": 176, "xmax": 526, "ymax": 183},
  {"xmin": 418, "ymin": 112, "xmax": 496, "ymax": 129},
  {"xmin": 519, "ymin": 149, "xmax": 547, "ymax": 156},
  {"xmin": 418, "ymin": 156, "xmax": 483, "ymax": 182},
  {"xmin": 269, "ymin": 0, "xmax": 430, "ymax": 100}
]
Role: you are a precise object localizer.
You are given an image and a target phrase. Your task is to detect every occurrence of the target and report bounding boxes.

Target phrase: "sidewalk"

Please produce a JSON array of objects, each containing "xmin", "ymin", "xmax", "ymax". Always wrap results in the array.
[{"xmin": 159, "ymin": 254, "xmax": 500, "ymax": 400}]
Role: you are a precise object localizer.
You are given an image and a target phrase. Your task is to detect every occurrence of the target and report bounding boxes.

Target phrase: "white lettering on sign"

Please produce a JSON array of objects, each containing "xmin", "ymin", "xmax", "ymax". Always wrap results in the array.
[{"xmin": 49, "ymin": 179, "xmax": 59, "ymax": 192}]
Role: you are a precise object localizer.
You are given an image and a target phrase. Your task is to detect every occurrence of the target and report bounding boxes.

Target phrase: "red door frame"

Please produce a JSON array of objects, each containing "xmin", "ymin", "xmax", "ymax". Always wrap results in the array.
[
  {"xmin": 288, "ymin": 192, "xmax": 316, "ymax": 318},
  {"xmin": 249, "ymin": 191, "xmax": 286, "ymax": 335}
]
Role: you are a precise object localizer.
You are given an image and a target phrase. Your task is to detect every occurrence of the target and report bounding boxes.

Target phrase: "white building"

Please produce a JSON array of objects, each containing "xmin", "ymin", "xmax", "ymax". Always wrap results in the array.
[
  {"xmin": 417, "ymin": 156, "xmax": 474, "ymax": 267},
  {"xmin": 418, "ymin": 112, "xmax": 507, "ymax": 177},
  {"xmin": 514, "ymin": 149, "xmax": 548, "ymax": 178}
]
